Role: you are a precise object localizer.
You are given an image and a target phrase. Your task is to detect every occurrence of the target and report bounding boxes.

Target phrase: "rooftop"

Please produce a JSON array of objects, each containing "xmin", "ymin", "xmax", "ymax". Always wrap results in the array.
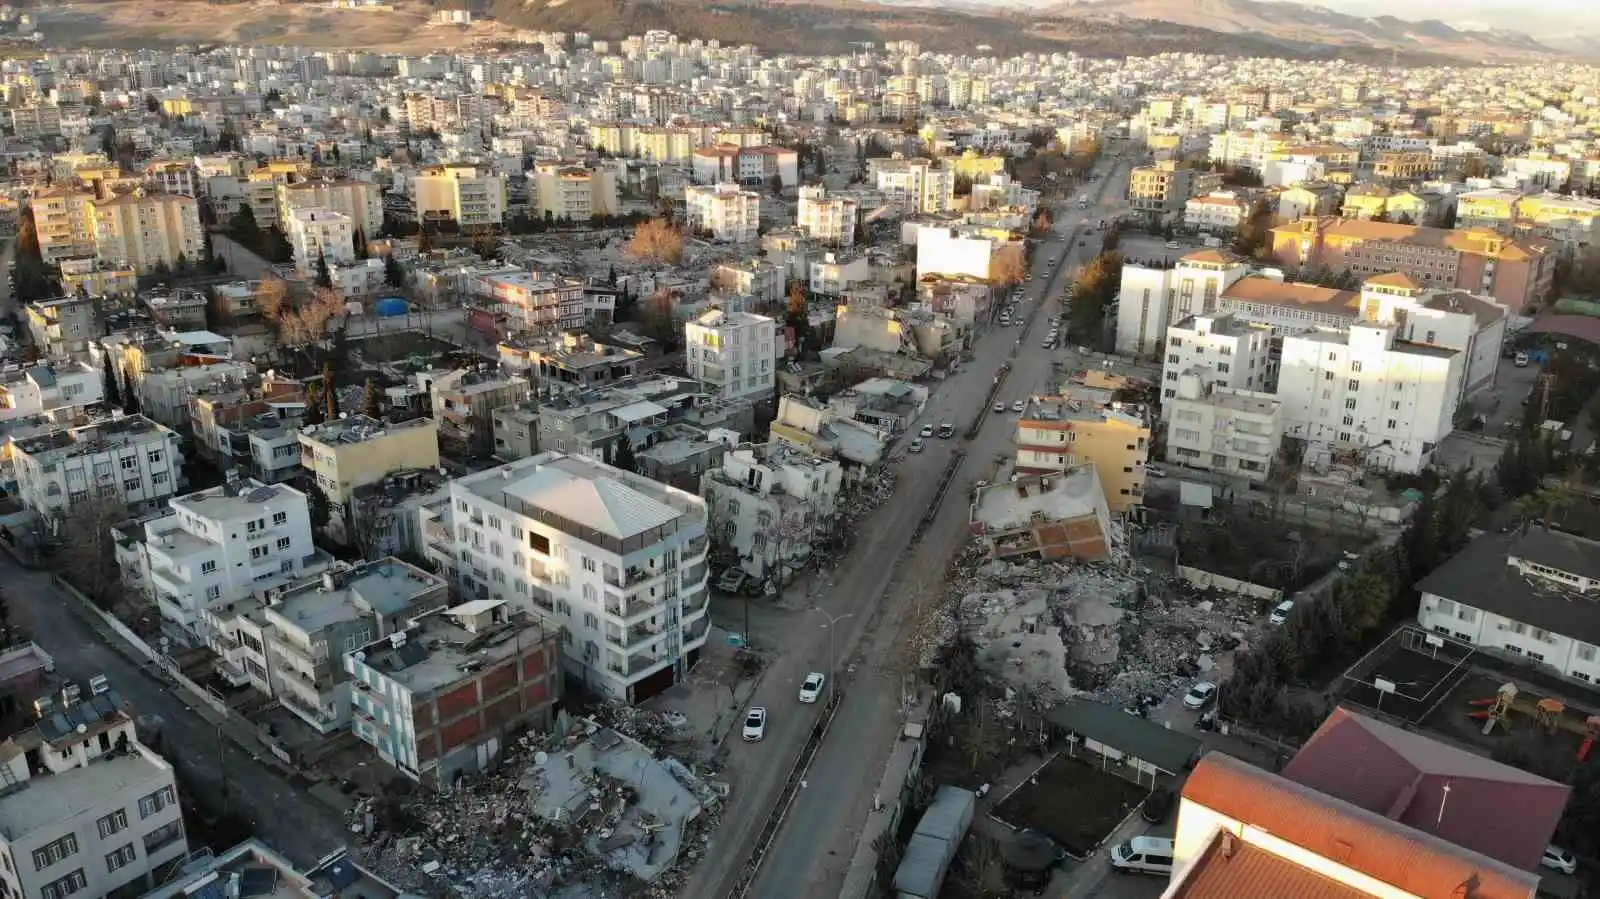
[
  {"xmin": 1170, "ymin": 830, "xmax": 1371, "ymax": 899},
  {"xmin": 356, "ymin": 600, "xmax": 555, "ymax": 697},
  {"xmin": 0, "ymin": 747, "xmax": 169, "ymax": 840},
  {"xmin": 172, "ymin": 480, "xmax": 306, "ymax": 523},
  {"xmin": 1222, "ymin": 276, "xmax": 1361, "ymax": 317},
  {"xmin": 273, "ymin": 558, "xmax": 446, "ymax": 636},
  {"xmin": 142, "ymin": 839, "xmax": 407, "ymax": 899},
  {"xmin": 458, "ymin": 452, "xmax": 700, "ymax": 541},
  {"xmin": 300, "ymin": 415, "xmax": 434, "ymax": 446},
  {"xmin": 13, "ymin": 414, "xmax": 173, "ymax": 459},
  {"xmin": 1416, "ymin": 528, "xmax": 1600, "ymax": 644},
  {"xmin": 972, "ymin": 464, "xmax": 1106, "ymax": 531}
]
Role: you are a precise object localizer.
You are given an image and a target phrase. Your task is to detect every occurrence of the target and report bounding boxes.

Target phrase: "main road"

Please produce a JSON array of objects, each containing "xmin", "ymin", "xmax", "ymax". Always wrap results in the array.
[{"xmin": 687, "ymin": 154, "xmax": 1134, "ymax": 899}]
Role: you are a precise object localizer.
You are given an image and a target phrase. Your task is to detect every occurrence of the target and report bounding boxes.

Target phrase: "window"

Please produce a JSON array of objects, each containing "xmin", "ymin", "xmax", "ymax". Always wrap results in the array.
[
  {"xmin": 152, "ymin": 472, "xmax": 169, "ymax": 484},
  {"xmin": 272, "ymin": 512, "xmax": 287, "ymax": 525},
  {"xmin": 97, "ymin": 809, "xmax": 128, "ymax": 839},
  {"xmin": 33, "ymin": 835, "xmax": 79, "ymax": 870},
  {"xmin": 1348, "ymin": 379, "xmax": 1359, "ymax": 391},
  {"xmin": 40, "ymin": 869, "xmax": 86, "ymax": 899},
  {"xmin": 143, "ymin": 821, "xmax": 183, "ymax": 854},
  {"xmin": 582, "ymin": 556, "xmax": 596, "ymax": 573},
  {"xmin": 1345, "ymin": 398, "xmax": 1357, "ymax": 409},
  {"xmin": 105, "ymin": 844, "xmax": 137, "ymax": 873},
  {"xmin": 529, "ymin": 533, "xmax": 551, "ymax": 556},
  {"xmin": 1342, "ymin": 415, "xmax": 1354, "ymax": 426},
  {"xmin": 1391, "ymin": 401, "xmax": 1401, "ymax": 411},
  {"xmin": 1387, "ymin": 419, "xmax": 1398, "ymax": 430},
  {"xmin": 206, "ymin": 586, "xmax": 220, "ymax": 600},
  {"xmin": 1579, "ymin": 644, "xmax": 1597, "ymax": 663},
  {"xmin": 138, "ymin": 786, "xmax": 177, "ymax": 819},
  {"xmin": 1167, "ymin": 354, "xmax": 1180, "ymax": 364},
  {"xmin": 1351, "ymin": 361, "xmax": 1363, "ymax": 373},
  {"xmin": 200, "ymin": 560, "xmax": 217, "ymax": 574},
  {"xmin": 1323, "ymin": 371, "xmax": 1334, "ymax": 381},
  {"xmin": 120, "ymin": 456, "xmax": 137, "ymax": 471},
  {"xmin": 147, "ymin": 451, "xmax": 163, "ymax": 464},
  {"xmin": 250, "ymin": 545, "xmax": 268, "ymax": 560}
]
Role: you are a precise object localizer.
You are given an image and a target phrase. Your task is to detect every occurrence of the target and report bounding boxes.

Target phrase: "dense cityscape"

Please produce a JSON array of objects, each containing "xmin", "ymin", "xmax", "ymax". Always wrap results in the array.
[{"xmin": 0, "ymin": 7, "xmax": 1596, "ymax": 899}]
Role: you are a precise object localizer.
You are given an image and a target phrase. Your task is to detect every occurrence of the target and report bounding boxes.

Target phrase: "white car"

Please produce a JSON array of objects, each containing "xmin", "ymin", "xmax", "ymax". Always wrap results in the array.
[
  {"xmin": 919, "ymin": 424, "xmax": 934, "ymax": 438},
  {"xmin": 993, "ymin": 402, "xmax": 1006, "ymax": 413},
  {"xmin": 1269, "ymin": 600, "xmax": 1294, "ymax": 626},
  {"xmin": 1183, "ymin": 681, "xmax": 1218, "ymax": 710},
  {"xmin": 799, "ymin": 672, "xmax": 825, "ymax": 703},
  {"xmin": 1012, "ymin": 400, "xmax": 1026, "ymax": 413},
  {"xmin": 1542, "ymin": 845, "xmax": 1578, "ymax": 875},
  {"xmin": 742, "ymin": 707, "xmax": 768, "ymax": 741},
  {"xmin": 1165, "ymin": 240, "xmax": 1182, "ymax": 250}
]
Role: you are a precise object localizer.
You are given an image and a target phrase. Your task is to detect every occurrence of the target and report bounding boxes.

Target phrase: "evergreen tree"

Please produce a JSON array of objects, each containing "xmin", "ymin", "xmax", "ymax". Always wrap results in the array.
[
  {"xmin": 362, "ymin": 377, "xmax": 383, "ymax": 419},
  {"xmin": 102, "ymin": 355, "xmax": 122, "ymax": 407},
  {"xmin": 304, "ymin": 382, "xmax": 325, "ymax": 425},
  {"xmin": 315, "ymin": 253, "xmax": 333, "ymax": 289},
  {"xmin": 229, "ymin": 203, "xmax": 261, "ymax": 249},
  {"xmin": 322, "ymin": 363, "xmax": 338, "ymax": 421},
  {"xmin": 613, "ymin": 435, "xmax": 638, "ymax": 473},
  {"xmin": 121, "ymin": 366, "xmax": 140, "ymax": 413},
  {"xmin": 384, "ymin": 254, "xmax": 405, "ymax": 289},
  {"xmin": 353, "ymin": 228, "xmax": 368, "ymax": 260},
  {"xmin": 417, "ymin": 227, "xmax": 434, "ymax": 254}
]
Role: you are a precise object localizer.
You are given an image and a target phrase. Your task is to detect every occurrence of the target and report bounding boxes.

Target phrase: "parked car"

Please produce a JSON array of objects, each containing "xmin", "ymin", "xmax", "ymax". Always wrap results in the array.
[
  {"xmin": 993, "ymin": 402, "xmax": 1006, "ymax": 413},
  {"xmin": 742, "ymin": 707, "xmax": 768, "ymax": 741},
  {"xmin": 1165, "ymin": 240, "xmax": 1182, "ymax": 250},
  {"xmin": 1110, "ymin": 837, "xmax": 1175, "ymax": 876},
  {"xmin": 1514, "ymin": 352, "xmax": 1530, "ymax": 367},
  {"xmin": 1183, "ymin": 681, "xmax": 1218, "ymax": 710},
  {"xmin": 919, "ymin": 424, "xmax": 934, "ymax": 438},
  {"xmin": 1012, "ymin": 400, "xmax": 1026, "ymax": 413},
  {"xmin": 1141, "ymin": 787, "xmax": 1175, "ymax": 824},
  {"xmin": 799, "ymin": 672, "xmax": 825, "ymax": 703},
  {"xmin": 908, "ymin": 438, "xmax": 926, "ymax": 453},
  {"xmin": 937, "ymin": 423, "xmax": 956, "ymax": 438},
  {"xmin": 1269, "ymin": 600, "xmax": 1295, "ymax": 626},
  {"xmin": 1543, "ymin": 845, "xmax": 1578, "ymax": 875}
]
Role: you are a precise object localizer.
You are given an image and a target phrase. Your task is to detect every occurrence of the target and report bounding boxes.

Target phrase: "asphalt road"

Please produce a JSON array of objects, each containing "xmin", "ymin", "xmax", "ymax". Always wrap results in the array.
[
  {"xmin": 0, "ymin": 554, "xmax": 351, "ymax": 867},
  {"xmin": 688, "ymin": 155, "xmax": 1134, "ymax": 899}
]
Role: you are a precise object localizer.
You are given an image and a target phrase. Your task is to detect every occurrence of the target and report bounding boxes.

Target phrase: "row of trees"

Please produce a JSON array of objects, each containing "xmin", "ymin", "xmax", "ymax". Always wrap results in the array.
[{"xmin": 1066, "ymin": 250, "xmax": 1125, "ymax": 347}]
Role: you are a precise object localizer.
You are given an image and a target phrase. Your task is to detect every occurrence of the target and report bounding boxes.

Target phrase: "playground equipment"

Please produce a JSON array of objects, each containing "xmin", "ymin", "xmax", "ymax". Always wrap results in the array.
[
  {"xmin": 1468, "ymin": 683, "xmax": 1518, "ymax": 735},
  {"xmin": 1536, "ymin": 698, "xmax": 1566, "ymax": 735}
]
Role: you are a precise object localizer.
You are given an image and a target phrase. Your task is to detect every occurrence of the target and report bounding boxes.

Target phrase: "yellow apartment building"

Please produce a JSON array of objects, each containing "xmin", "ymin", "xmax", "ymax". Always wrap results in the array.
[
  {"xmin": 1015, "ymin": 394, "xmax": 1151, "ymax": 513},
  {"xmin": 297, "ymin": 415, "xmax": 440, "ymax": 509},
  {"xmin": 89, "ymin": 192, "xmax": 203, "ymax": 273},
  {"xmin": 30, "ymin": 186, "xmax": 98, "ymax": 263}
]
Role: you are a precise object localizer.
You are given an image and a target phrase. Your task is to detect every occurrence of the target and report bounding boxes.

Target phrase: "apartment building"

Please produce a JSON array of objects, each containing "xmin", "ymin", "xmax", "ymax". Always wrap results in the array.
[
  {"xmin": 1277, "ymin": 182, "xmax": 1342, "ymax": 221},
  {"xmin": 413, "ymin": 163, "xmax": 508, "ymax": 228},
  {"xmin": 12, "ymin": 414, "xmax": 182, "ymax": 521},
  {"xmin": 1417, "ymin": 528, "xmax": 1600, "ymax": 682},
  {"xmin": 29, "ymin": 187, "xmax": 98, "ymax": 263},
  {"xmin": 446, "ymin": 452, "xmax": 712, "ymax": 702},
  {"xmin": 526, "ymin": 377, "xmax": 749, "ymax": 465},
  {"xmin": 1014, "ymin": 394, "xmax": 1150, "ymax": 513},
  {"xmin": 1277, "ymin": 321, "xmax": 1463, "ymax": 473},
  {"xmin": 915, "ymin": 225, "xmax": 1022, "ymax": 283},
  {"xmin": 1127, "ymin": 161, "xmax": 1214, "ymax": 226},
  {"xmin": 1206, "ymin": 130, "xmax": 1292, "ymax": 173},
  {"xmin": 143, "ymin": 840, "xmax": 406, "ymax": 899},
  {"xmin": 89, "ymin": 192, "xmax": 203, "ymax": 274},
  {"xmin": 1372, "ymin": 149, "xmax": 1437, "ymax": 181},
  {"xmin": 0, "ymin": 701, "xmax": 188, "ymax": 899},
  {"xmin": 1269, "ymin": 217, "xmax": 1556, "ymax": 314},
  {"xmin": 284, "ymin": 207, "xmax": 355, "ymax": 277},
  {"xmin": 809, "ymin": 252, "xmax": 873, "ymax": 297},
  {"xmin": 683, "ymin": 183, "xmax": 760, "ymax": 243},
  {"xmin": 690, "ymin": 144, "xmax": 799, "ymax": 189},
  {"xmin": 969, "ymin": 465, "xmax": 1113, "ymax": 563},
  {"xmin": 239, "ymin": 160, "xmax": 314, "ymax": 227},
  {"xmin": 1183, "ymin": 191, "xmax": 1249, "ymax": 233},
  {"xmin": 685, "ymin": 309, "xmax": 778, "ymax": 402},
  {"xmin": 796, "ymin": 185, "xmax": 859, "ymax": 247},
  {"xmin": 1163, "ymin": 372, "xmax": 1283, "ymax": 481},
  {"xmin": 969, "ymin": 173, "xmax": 1041, "ymax": 214},
  {"xmin": 429, "ymin": 369, "xmax": 529, "ymax": 456},
  {"xmin": 1114, "ymin": 252, "xmax": 1251, "ymax": 358},
  {"xmin": 299, "ymin": 415, "xmax": 440, "ymax": 524},
  {"xmin": 1456, "ymin": 188, "xmax": 1524, "ymax": 231},
  {"xmin": 346, "ymin": 598, "xmax": 561, "ymax": 781},
  {"xmin": 711, "ymin": 259, "xmax": 786, "ymax": 308},
  {"xmin": 57, "ymin": 259, "xmax": 136, "ymax": 300},
  {"xmin": 277, "ymin": 178, "xmax": 384, "ymax": 239},
  {"xmin": 115, "ymin": 478, "xmax": 328, "ymax": 642},
  {"xmin": 144, "ymin": 159, "xmax": 198, "ymax": 197},
  {"xmin": 1461, "ymin": 190, "xmax": 1600, "ymax": 251},
  {"xmin": 1160, "ymin": 311, "xmax": 1274, "ymax": 406},
  {"xmin": 475, "ymin": 270, "xmax": 586, "ymax": 333},
  {"xmin": 700, "ymin": 443, "xmax": 842, "ymax": 582},
  {"xmin": 0, "ymin": 361, "xmax": 102, "ymax": 422},
  {"xmin": 532, "ymin": 165, "xmax": 620, "ymax": 221},
  {"xmin": 497, "ymin": 333, "xmax": 644, "ymax": 393},
  {"xmin": 24, "ymin": 297, "xmax": 95, "ymax": 360},
  {"xmin": 870, "ymin": 157, "xmax": 954, "ymax": 215}
]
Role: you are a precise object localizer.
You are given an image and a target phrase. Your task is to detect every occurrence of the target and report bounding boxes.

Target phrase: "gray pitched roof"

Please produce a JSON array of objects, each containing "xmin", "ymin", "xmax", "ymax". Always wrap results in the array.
[
  {"xmin": 1045, "ymin": 699, "xmax": 1201, "ymax": 773},
  {"xmin": 1415, "ymin": 528, "xmax": 1600, "ymax": 645}
]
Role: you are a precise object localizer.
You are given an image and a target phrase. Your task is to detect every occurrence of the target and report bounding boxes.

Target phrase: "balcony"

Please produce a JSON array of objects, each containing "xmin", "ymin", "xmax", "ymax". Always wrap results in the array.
[
  {"xmin": 607, "ymin": 653, "xmax": 671, "ymax": 679},
  {"xmin": 605, "ymin": 621, "xmax": 665, "ymax": 651},
  {"xmin": 685, "ymin": 535, "xmax": 709, "ymax": 558},
  {"xmin": 604, "ymin": 593, "xmax": 658, "ymax": 621},
  {"xmin": 604, "ymin": 564, "xmax": 663, "ymax": 589}
]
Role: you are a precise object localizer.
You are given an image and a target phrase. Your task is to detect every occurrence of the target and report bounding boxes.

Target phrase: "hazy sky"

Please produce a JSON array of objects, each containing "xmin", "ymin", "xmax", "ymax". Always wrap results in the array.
[{"xmin": 1268, "ymin": 0, "xmax": 1595, "ymax": 32}]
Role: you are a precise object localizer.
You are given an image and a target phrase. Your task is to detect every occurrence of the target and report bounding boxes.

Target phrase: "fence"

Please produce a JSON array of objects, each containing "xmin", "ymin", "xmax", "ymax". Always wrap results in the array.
[{"xmin": 1175, "ymin": 564, "xmax": 1283, "ymax": 601}]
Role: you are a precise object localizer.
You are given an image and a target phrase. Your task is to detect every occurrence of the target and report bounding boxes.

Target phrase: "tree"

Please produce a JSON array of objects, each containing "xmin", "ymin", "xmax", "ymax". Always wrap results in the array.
[
  {"xmin": 101, "ymin": 355, "xmax": 122, "ymax": 407},
  {"xmin": 303, "ymin": 381, "xmax": 325, "ymax": 425},
  {"xmin": 353, "ymin": 228, "xmax": 369, "ymax": 260},
  {"xmin": 641, "ymin": 288, "xmax": 680, "ymax": 346},
  {"xmin": 314, "ymin": 253, "xmax": 333, "ymax": 290},
  {"xmin": 52, "ymin": 494, "xmax": 131, "ymax": 609},
  {"xmin": 613, "ymin": 434, "xmax": 638, "ymax": 473},
  {"xmin": 625, "ymin": 218, "xmax": 685, "ymax": 266},
  {"xmin": 229, "ymin": 203, "xmax": 261, "ymax": 249},
  {"xmin": 768, "ymin": 172, "xmax": 784, "ymax": 196},
  {"xmin": 144, "ymin": 93, "xmax": 159, "ymax": 114},
  {"xmin": 988, "ymin": 247, "xmax": 1027, "ymax": 289},
  {"xmin": 361, "ymin": 377, "xmax": 383, "ymax": 419},
  {"xmin": 383, "ymin": 254, "xmax": 405, "ymax": 289},
  {"xmin": 417, "ymin": 226, "xmax": 433, "ymax": 254},
  {"xmin": 120, "ymin": 366, "xmax": 140, "ymax": 413},
  {"xmin": 321, "ymin": 362, "xmax": 338, "ymax": 422}
]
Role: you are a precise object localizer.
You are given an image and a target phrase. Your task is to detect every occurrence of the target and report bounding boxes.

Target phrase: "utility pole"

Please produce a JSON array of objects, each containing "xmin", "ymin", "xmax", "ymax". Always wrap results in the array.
[{"xmin": 810, "ymin": 607, "xmax": 855, "ymax": 696}]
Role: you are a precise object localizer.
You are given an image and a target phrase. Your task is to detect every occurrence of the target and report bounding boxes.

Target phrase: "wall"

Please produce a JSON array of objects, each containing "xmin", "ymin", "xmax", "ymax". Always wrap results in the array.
[{"xmin": 1175, "ymin": 565, "xmax": 1283, "ymax": 601}]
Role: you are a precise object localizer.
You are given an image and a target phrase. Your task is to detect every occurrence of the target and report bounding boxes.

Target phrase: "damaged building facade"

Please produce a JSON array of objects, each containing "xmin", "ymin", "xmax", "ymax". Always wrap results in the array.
[{"xmin": 701, "ymin": 442, "xmax": 843, "ymax": 583}]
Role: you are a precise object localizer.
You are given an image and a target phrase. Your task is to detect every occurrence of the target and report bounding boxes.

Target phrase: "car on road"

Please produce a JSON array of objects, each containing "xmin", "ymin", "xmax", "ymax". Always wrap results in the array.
[
  {"xmin": 1514, "ymin": 352, "xmax": 1530, "ymax": 367},
  {"xmin": 919, "ymin": 424, "xmax": 934, "ymax": 438},
  {"xmin": 1269, "ymin": 600, "xmax": 1295, "ymax": 626},
  {"xmin": 993, "ymin": 402, "xmax": 1006, "ymax": 413},
  {"xmin": 1042, "ymin": 339, "xmax": 1054, "ymax": 349},
  {"xmin": 908, "ymin": 438, "xmax": 925, "ymax": 453},
  {"xmin": 1012, "ymin": 400, "xmax": 1026, "ymax": 413},
  {"xmin": 1110, "ymin": 837, "xmax": 1175, "ymax": 876},
  {"xmin": 937, "ymin": 422, "xmax": 956, "ymax": 438},
  {"xmin": 742, "ymin": 707, "xmax": 768, "ymax": 741},
  {"xmin": 799, "ymin": 672, "xmax": 825, "ymax": 703},
  {"xmin": 1165, "ymin": 240, "xmax": 1182, "ymax": 250},
  {"xmin": 1182, "ymin": 681, "xmax": 1218, "ymax": 710},
  {"xmin": 1543, "ymin": 846, "xmax": 1578, "ymax": 875}
]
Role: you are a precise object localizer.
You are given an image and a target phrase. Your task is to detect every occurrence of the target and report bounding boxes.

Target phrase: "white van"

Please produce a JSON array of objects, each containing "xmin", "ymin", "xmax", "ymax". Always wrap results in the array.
[{"xmin": 1110, "ymin": 836, "xmax": 1175, "ymax": 876}]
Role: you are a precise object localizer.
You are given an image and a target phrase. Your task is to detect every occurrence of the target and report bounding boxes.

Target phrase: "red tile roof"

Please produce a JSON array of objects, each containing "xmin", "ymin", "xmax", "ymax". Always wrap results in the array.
[
  {"xmin": 1169, "ymin": 830, "xmax": 1372, "ymax": 899},
  {"xmin": 1183, "ymin": 753, "xmax": 1541, "ymax": 899},
  {"xmin": 1283, "ymin": 708, "xmax": 1568, "ymax": 873}
]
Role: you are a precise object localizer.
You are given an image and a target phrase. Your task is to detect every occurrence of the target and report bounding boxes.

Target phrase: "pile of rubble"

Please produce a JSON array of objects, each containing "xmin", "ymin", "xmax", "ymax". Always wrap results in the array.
[{"xmin": 350, "ymin": 710, "xmax": 726, "ymax": 899}]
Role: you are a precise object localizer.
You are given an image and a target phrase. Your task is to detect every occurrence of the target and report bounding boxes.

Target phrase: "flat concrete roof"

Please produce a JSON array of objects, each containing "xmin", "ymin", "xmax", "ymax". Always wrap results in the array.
[{"xmin": 0, "ymin": 751, "xmax": 169, "ymax": 839}]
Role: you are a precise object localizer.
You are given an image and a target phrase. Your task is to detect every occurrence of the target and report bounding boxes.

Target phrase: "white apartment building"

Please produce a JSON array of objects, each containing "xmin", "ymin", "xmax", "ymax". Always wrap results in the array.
[
  {"xmin": 1277, "ymin": 322, "xmax": 1464, "ymax": 473},
  {"xmin": 870, "ymin": 157, "xmax": 954, "ymax": 214},
  {"xmin": 712, "ymin": 259, "xmax": 785, "ymax": 307},
  {"xmin": 284, "ymin": 207, "xmax": 355, "ymax": 277},
  {"xmin": 915, "ymin": 225, "xmax": 1017, "ymax": 282},
  {"xmin": 690, "ymin": 145, "xmax": 799, "ymax": 189},
  {"xmin": 11, "ymin": 414, "xmax": 183, "ymax": 523},
  {"xmin": 1163, "ymin": 371, "xmax": 1283, "ymax": 482},
  {"xmin": 533, "ymin": 166, "xmax": 620, "ymax": 221},
  {"xmin": 809, "ymin": 252, "xmax": 873, "ymax": 297},
  {"xmin": 277, "ymin": 178, "xmax": 384, "ymax": 239},
  {"xmin": 1114, "ymin": 252, "xmax": 1251, "ymax": 357},
  {"xmin": 114, "ymin": 478, "xmax": 328, "ymax": 643},
  {"xmin": 446, "ymin": 452, "xmax": 712, "ymax": 702},
  {"xmin": 1183, "ymin": 191, "xmax": 1249, "ymax": 232},
  {"xmin": 969, "ymin": 173, "xmax": 1040, "ymax": 213},
  {"xmin": 685, "ymin": 309, "xmax": 778, "ymax": 402},
  {"xmin": 329, "ymin": 258, "xmax": 387, "ymax": 300},
  {"xmin": 0, "ymin": 361, "xmax": 102, "ymax": 422},
  {"xmin": 0, "ymin": 703, "xmax": 188, "ymax": 899},
  {"xmin": 1416, "ymin": 529, "xmax": 1600, "ymax": 683},
  {"xmin": 1160, "ymin": 312, "xmax": 1274, "ymax": 409},
  {"xmin": 413, "ymin": 164, "xmax": 508, "ymax": 228},
  {"xmin": 796, "ymin": 185, "xmax": 858, "ymax": 247},
  {"xmin": 700, "ymin": 443, "xmax": 843, "ymax": 582},
  {"xmin": 684, "ymin": 183, "xmax": 760, "ymax": 243}
]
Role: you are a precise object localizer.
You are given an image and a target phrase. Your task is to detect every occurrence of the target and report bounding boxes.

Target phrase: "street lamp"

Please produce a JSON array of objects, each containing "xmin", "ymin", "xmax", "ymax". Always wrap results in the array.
[{"xmin": 810, "ymin": 607, "xmax": 854, "ymax": 697}]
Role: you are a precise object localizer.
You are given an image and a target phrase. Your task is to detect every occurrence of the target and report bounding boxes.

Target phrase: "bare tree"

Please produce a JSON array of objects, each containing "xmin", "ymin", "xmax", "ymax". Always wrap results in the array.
[
  {"xmin": 625, "ymin": 218, "xmax": 685, "ymax": 266},
  {"xmin": 52, "ymin": 493, "xmax": 133, "ymax": 609},
  {"xmin": 255, "ymin": 276, "xmax": 289, "ymax": 324},
  {"xmin": 988, "ymin": 244, "xmax": 1027, "ymax": 287}
]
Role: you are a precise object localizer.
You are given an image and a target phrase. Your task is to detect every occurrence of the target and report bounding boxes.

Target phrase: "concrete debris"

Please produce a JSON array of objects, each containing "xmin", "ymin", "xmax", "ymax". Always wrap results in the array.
[{"xmin": 348, "ymin": 713, "xmax": 727, "ymax": 899}]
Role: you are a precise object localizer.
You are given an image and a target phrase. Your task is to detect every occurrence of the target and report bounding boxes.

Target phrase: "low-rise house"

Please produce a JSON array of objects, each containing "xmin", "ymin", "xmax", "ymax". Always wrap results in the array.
[{"xmin": 346, "ymin": 598, "xmax": 561, "ymax": 782}]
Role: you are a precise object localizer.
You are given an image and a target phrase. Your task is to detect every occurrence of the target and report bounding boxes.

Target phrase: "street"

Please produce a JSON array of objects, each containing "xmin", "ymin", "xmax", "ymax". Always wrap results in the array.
[
  {"xmin": 687, "ymin": 155, "xmax": 1133, "ymax": 899},
  {"xmin": 0, "ymin": 554, "xmax": 351, "ymax": 867}
]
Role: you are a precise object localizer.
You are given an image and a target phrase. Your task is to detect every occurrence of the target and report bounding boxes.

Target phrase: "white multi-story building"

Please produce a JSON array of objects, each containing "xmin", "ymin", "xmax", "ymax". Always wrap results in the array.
[
  {"xmin": 969, "ymin": 173, "xmax": 1040, "ymax": 213},
  {"xmin": 1277, "ymin": 322, "xmax": 1464, "ymax": 473},
  {"xmin": 700, "ymin": 443, "xmax": 843, "ymax": 582},
  {"xmin": 685, "ymin": 309, "xmax": 778, "ymax": 402},
  {"xmin": 0, "ymin": 361, "xmax": 102, "ymax": 422},
  {"xmin": 915, "ymin": 225, "xmax": 1019, "ymax": 282},
  {"xmin": 1183, "ymin": 191, "xmax": 1249, "ymax": 233},
  {"xmin": 1115, "ymin": 252, "xmax": 1252, "ymax": 357},
  {"xmin": 277, "ymin": 178, "xmax": 384, "ymax": 240},
  {"xmin": 475, "ymin": 270, "xmax": 587, "ymax": 333},
  {"xmin": 11, "ymin": 414, "xmax": 183, "ymax": 522},
  {"xmin": 1160, "ymin": 312, "xmax": 1274, "ymax": 408},
  {"xmin": 114, "ymin": 478, "xmax": 329, "ymax": 643},
  {"xmin": 329, "ymin": 258, "xmax": 387, "ymax": 300},
  {"xmin": 284, "ymin": 207, "xmax": 355, "ymax": 277},
  {"xmin": 796, "ymin": 185, "xmax": 858, "ymax": 247},
  {"xmin": 712, "ymin": 259, "xmax": 786, "ymax": 307},
  {"xmin": 870, "ymin": 157, "xmax": 954, "ymax": 215},
  {"xmin": 809, "ymin": 252, "xmax": 873, "ymax": 297},
  {"xmin": 690, "ymin": 144, "xmax": 799, "ymax": 189},
  {"xmin": 0, "ymin": 701, "xmax": 188, "ymax": 899},
  {"xmin": 684, "ymin": 183, "xmax": 760, "ymax": 243},
  {"xmin": 446, "ymin": 452, "xmax": 712, "ymax": 702},
  {"xmin": 1163, "ymin": 371, "xmax": 1283, "ymax": 481}
]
